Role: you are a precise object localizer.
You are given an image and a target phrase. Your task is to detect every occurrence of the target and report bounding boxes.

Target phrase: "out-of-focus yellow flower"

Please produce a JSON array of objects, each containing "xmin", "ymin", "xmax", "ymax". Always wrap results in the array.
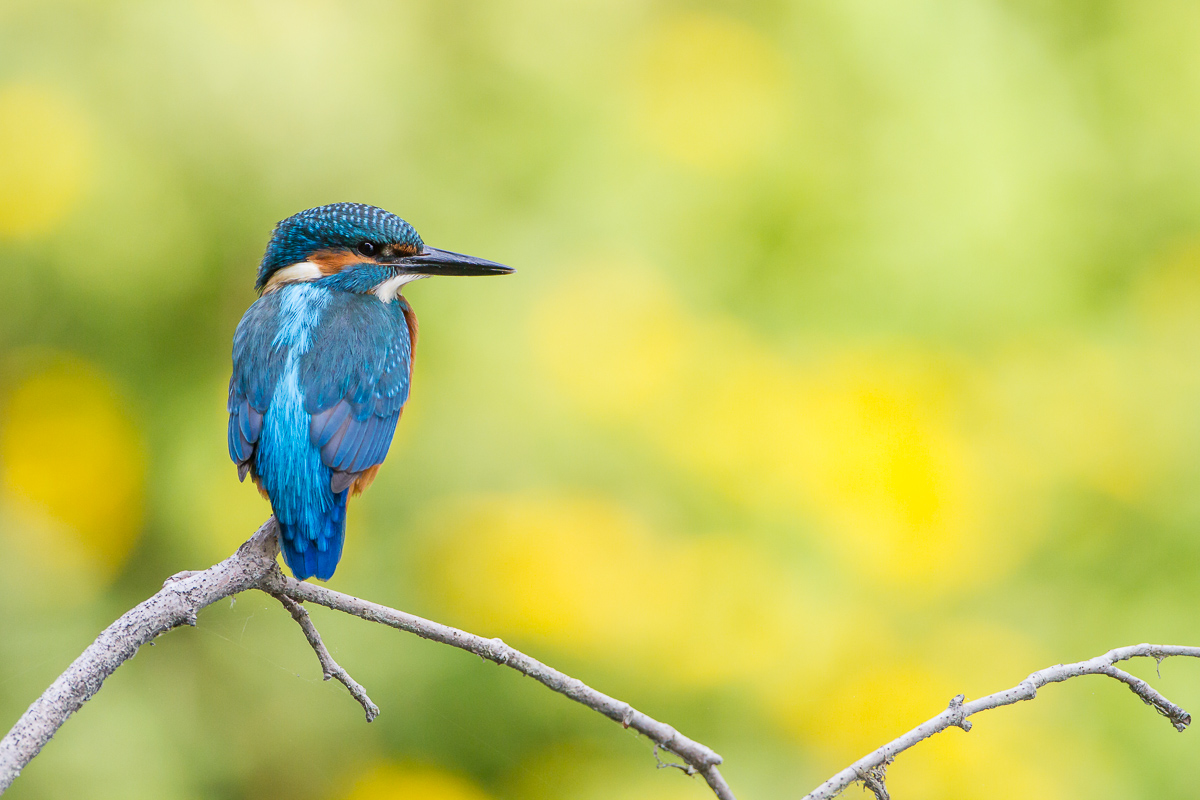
[
  {"xmin": 0, "ymin": 358, "xmax": 145, "ymax": 578},
  {"xmin": 769, "ymin": 619, "xmax": 1041, "ymax": 737},
  {"xmin": 341, "ymin": 763, "xmax": 493, "ymax": 800},
  {"xmin": 633, "ymin": 13, "xmax": 788, "ymax": 169},
  {"xmin": 879, "ymin": 684, "xmax": 1120, "ymax": 800},
  {"xmin": 886, "ymin": 724, "xmax": 1073, "ymax": 800},
  {"xmin": 0, "ymin": 84, "xmax": 90, "ymax": 239},
  {"xmin": 419, "ymin": 493, "xmax": 840, "ymax": 688},
  {"xmin": 536, "ymin": 265, "xmax": 1184, "ymax": 592},
  {"xmin": 773, "ymin": 622, "xmax": 1094, "ymax": 800},
  {"xmin": 533, "ymin": 269, "xmax": 997, "ymax": 592},
  {"xmin": 784, "ymin": 659, "xmax": 952, "ymax": 758}
]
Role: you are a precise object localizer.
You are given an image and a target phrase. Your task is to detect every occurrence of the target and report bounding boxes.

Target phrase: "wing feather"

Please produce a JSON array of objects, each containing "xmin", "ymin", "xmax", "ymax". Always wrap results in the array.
[
  {"xmin": 299, "ymin": 292, "xmax": 412, "ymax": 481},
  {"xmin": 310, "ymin": 400, "xmax": 353, "ymax": 447},
  {"xmin": 227, "ymin": 293, "xmax": 289, "ymax": 474},
  {"xmin": 330, "ymin": 414, "xmax": 372, "ymax": 471},
  {"xmin": 228, "ymin": 291, "xmax": 411, "ymax": 492}
]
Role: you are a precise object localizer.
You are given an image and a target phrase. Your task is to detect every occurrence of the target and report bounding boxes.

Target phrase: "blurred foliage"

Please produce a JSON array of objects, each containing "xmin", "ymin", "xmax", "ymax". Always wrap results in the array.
[{"xmin": 2, "ymin": 0, "xmax": 1200, "ymax": 798}]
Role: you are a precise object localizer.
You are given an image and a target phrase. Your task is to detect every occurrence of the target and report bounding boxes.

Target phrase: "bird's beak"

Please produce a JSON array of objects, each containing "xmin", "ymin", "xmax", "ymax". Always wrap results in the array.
[{"xmin": 396, "ymin": 246, "xmax": 514, "ymax": 276}]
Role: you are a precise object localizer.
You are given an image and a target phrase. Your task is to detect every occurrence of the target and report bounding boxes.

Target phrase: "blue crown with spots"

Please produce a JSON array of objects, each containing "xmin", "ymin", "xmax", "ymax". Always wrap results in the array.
[{"xmin": 256, "ymin": 203, "xmax": 424, "ymax": 290}]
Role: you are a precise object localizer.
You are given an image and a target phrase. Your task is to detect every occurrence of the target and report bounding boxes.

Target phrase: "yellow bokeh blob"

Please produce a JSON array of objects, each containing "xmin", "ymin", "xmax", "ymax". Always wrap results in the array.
[
  {"xmin": 533, "ymin": 268, "xmax": 996, "ymax": 592},
  {"xmin": 0, "ymin": 84, "xmax": 91, "ymax": 238},
  {"xmin": 773, "ymin": 624, "xmax": 1085, "ymax": 800},
  {"xmin": 341, "ymin": 763, "xmax": 493, "ymax": 800},
  {"xmin": 885, "ymin": 723, "xmax": 1072, "ymax": 800},
  {"xmin": 419, "ymin": 494, "xmax": 838, "ymax": 688},
  {"xmin": 534, "ymin": 262, "xmax": 1182, "ymax": 592},
  {"xmin": 0, "ymin": 359, "xmax": 145, "ymax": 576},
  {"xmin": 634, "ymin": 14, "xmax": 789, "ymax": 168},
  {"xmin": 782, "ymin": 659, "xmax": 952, "ymax": 758},
  {"xmin": 794, "ymin": 357, "xmax": 984, "ymax": 587}
]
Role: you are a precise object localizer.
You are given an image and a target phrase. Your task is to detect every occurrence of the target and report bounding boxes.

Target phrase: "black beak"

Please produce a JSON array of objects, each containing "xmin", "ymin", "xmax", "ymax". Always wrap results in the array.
[{"xmin": 397, "ymin": 246, "xmax": 514, "ymax": 276}]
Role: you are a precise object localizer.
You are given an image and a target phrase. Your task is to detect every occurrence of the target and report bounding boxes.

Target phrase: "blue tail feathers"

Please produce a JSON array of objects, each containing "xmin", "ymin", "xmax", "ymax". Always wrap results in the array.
[{"xmin": 278, "ymin": 488, "xmax": 348, "ymax": 581}]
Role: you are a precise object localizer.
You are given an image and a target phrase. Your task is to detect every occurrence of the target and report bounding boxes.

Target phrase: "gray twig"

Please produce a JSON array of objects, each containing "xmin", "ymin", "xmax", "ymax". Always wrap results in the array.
[
  {"xmin": 802, "ymin": 644, "xmax": 1200, "ymax": 800},
  {"xmin": 0, "ymin": 517, "xmax": 282, "ymax": 794},
  {"xmin": 5, "ymin": 514, "xmax": 1193, "ymax": 800},
  {"xmin": 269, "ymin": 593, "xmax": 379, "ymax": 722},
  {"xmin": 855, "ymin": 762, "xmax": 889, "ymax": 800},
  {"xmin": 0, "ymin": 517, "xmax": 733, "ymax": 799},
  {"xmin": 259, "ymin": 570, "xmax": 735, "ymax": 799}
]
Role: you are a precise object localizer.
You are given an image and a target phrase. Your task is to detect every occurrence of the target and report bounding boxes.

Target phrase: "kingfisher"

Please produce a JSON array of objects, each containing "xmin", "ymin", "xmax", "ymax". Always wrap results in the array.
[{"xmin": 228, "ymin": 203, "xmax": 513, "ymax": 581}]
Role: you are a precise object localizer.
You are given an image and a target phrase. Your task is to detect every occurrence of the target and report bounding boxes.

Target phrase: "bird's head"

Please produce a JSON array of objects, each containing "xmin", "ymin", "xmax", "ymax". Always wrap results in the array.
[{"xmin": 256, "ymin": 203, "xmax": 512, "ymax": 296}]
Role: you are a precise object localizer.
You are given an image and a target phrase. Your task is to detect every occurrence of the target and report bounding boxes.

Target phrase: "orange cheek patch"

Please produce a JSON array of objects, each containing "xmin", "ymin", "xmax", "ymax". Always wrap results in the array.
[{"xmin": 309, "ymin": 248, "xmax": 373, "ymax": 275}]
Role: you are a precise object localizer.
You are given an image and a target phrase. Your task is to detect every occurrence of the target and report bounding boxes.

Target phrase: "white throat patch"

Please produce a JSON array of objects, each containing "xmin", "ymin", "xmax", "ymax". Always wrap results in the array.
[
  {"xmin": 374, "ymin": 273, "xmax": 427, "ymax": 303},
  {"xmin": 264, "ymin": 261, "xmax": 323, "ymax": 292}
]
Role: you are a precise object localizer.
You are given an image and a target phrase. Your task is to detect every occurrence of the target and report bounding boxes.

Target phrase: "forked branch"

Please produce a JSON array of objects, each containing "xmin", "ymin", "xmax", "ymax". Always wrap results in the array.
[
  {"xmin": 269, "ymin": 592, "xmax": 380, "ymax": 721},
  {"xmin": 0, "ymin": 517, "xmax": 1196, "ymax": 800},
  {"xmin": 0, "ymin": 518, "xmax": 733, "ymax": 799}
]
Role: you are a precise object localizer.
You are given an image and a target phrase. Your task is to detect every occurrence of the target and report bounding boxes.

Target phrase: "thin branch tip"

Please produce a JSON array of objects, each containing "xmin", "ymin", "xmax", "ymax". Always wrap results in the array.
[
  {"xmin": 269, "ymin": 592, "xmax": 379, "ymax": 722},
  {"xmin": 16, "ymin": 517, "xmax": 1198, "ymax": 800},
  {"xmin": 802, "ymin": 643, "xmax": 1200, "ymax": 800},
  {"xmin": 271, "ymin": 573, "xmax": 729, "ymax": 790}
]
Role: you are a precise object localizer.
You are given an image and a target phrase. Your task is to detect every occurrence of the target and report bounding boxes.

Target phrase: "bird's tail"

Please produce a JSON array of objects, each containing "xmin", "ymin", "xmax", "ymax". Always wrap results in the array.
[{"xmin": 277, "ymin": 488, "xmax": 348, "ymax": 581}]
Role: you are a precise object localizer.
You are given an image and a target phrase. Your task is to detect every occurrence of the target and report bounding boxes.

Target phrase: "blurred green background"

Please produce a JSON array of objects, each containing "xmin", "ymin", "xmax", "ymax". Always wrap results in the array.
[{"xmin": 2, "ymin": 0, "xmax": 1200, "ymax": 798}]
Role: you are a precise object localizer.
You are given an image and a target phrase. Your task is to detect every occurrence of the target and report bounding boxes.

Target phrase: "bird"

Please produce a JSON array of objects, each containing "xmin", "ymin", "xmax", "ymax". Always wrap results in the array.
[{"xmin": 228, "ymin": 203, "xmax": 513, "ymax": 581}]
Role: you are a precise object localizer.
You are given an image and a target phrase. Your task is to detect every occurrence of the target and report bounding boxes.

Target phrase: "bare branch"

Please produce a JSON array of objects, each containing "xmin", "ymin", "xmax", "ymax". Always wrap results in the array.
[
  {"xmin": 803, "ymin": 644, "xmax": 1200, "ymax": 800},
  {"xmin": 269, "ymin": 593, "xmax": 379, "ymax": 722},
  {"xmin": 0, "ymin": 518, "xmax": 733, "ymax": 799},
  {"xmin": 0, "ymin": 518, "xmax": 281, "ymax": 794},
  {"xmin": 9, "ymin": 512, "xmax": 1196, "ymax": 800},
  {"xmin": 856, "ymin": 763, "xmax": 889, "ymax": 800},
  {"xmin": 260, "ymin": 571, "xmax": 737, "ymax": 800}
]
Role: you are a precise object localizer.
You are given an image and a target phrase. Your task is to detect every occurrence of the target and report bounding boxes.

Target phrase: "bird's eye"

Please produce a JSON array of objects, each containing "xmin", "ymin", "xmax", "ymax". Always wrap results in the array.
[{"xmin": 357, "ymin": 241, "xmax": 377, "ymax": 257}]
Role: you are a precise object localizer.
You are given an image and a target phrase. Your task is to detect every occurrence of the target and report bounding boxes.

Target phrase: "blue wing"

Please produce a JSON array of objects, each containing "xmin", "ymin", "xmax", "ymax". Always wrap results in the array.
[
  {"xmin": 228, "ymin": 291, "xmax": 288, "ymax": 478},
  {"xmin": 228, "ymin": 290, "xmax": 413, "ymax": 489},
  {"xmin": 301, "ymin": 292, "xmax": 412, "ymax": 490},
  {"xmin": 227, "ymin": 288, "xmax": 413, "ymax": 581}
]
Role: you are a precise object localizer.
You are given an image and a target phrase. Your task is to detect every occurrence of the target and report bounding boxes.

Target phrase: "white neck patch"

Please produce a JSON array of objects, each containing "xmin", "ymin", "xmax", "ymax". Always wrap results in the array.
[
  {"xmin": 374, "ymin": 273, "xmax": 427, "ymax": 303},
  {"xmin": 265, "ymin": 261, "xmax": 427, "ymax": 303},
  {"xmin": 264, "ymin": 261, "xmax": 323, "ymax": 292}
]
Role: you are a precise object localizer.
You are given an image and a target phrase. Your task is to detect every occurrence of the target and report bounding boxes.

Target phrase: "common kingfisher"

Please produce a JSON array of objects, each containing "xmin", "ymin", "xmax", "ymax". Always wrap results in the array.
[{"xmin": 228, "ymin": 203, "xmax": 512, "ymax": 581}]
